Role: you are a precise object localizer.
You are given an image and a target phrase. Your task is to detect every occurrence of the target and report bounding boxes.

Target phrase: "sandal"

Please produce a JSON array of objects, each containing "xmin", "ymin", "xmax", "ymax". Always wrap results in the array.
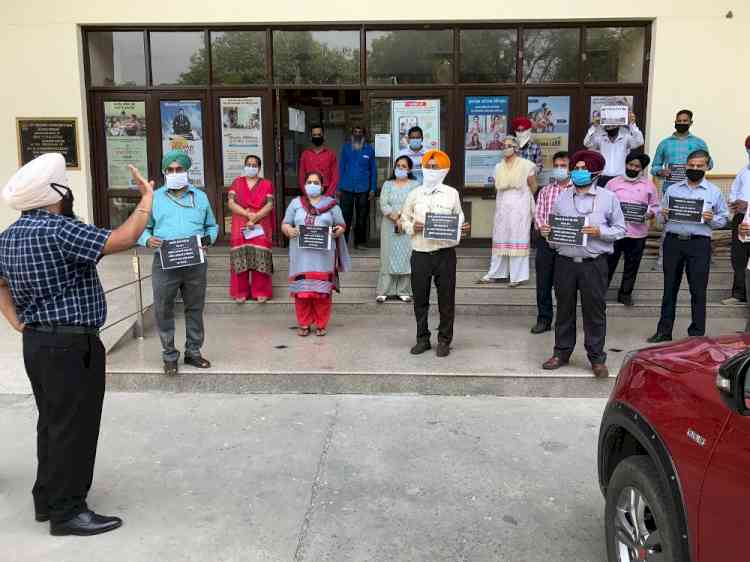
[
  {"xmin": 316, "ymin": 328, "xmax": 327, "ymax": 337},
  {"xmin": 234, "ymin": 298, "xmax": 247, "ymax": 304},
  {"xmin": 376, "ymin": 295, "xmax": 387, "ymax": 303},
  {"xmin": 257, "ymin": 297, "xmax": 269, "ymax": 303},
  {"xmin": 298, "ymin": 326, "xmax": 311, "ymax": 337}
]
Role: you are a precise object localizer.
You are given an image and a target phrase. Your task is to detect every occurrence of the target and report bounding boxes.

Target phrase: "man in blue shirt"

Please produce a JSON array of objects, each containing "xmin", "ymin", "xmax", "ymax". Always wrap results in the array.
[
  {"xmin": 0, "ymin": 153, "xmax": 154, "ymax": 535},
  {"xmin": 338, "ymin": 126, "xmax": 377, "ymax": 250},
  {"xmin": 139, "ymin": 150, "xmax": 218, "ymax": 375},
  {"xmin": 648, "ymin": 149, "xmax": 728, "ymax": 342}
]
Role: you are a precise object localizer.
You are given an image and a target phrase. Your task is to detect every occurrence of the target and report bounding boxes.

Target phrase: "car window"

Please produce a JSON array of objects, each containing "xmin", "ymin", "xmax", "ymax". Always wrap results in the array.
[{"xmin": 745, "ymin": 372, "xmax": 750, "ymax": 410}]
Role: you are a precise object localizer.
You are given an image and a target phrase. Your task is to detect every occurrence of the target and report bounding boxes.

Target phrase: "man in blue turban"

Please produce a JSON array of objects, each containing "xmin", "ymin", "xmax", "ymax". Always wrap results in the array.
[{"xmin": 138, "ymin": 150, "xmax": 219, "ymax": 375}]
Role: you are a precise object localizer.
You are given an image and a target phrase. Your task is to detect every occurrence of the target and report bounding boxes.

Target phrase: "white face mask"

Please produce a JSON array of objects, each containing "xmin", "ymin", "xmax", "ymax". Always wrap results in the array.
[
  {"xmin": 244, "ymin": 166, "xmax": 259, "ymax": 178},
  {"xmin": 165, "ymin": 172, "xmax": 189, "ymax": 190},
  {"xmin": 503, "ymin": 147, "xmax": 516, "ymax": 158},
  {"xmin": 421, "ymin": 168, "xmax": 448, "ymax": 190},
  {"xmin": 517, "ymin": 130, "xmax": 531, "ymax": 146}
]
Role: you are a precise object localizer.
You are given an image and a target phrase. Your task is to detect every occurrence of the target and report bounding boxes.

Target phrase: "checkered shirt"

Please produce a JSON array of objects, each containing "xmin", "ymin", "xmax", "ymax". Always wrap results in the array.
[
  {"xmin": 519, "ymin": 142, "xmax": 543, "ymax": 175},
  {"xmin": 0, "ymin": 210, "xmax": 111, "ymax": 327}
]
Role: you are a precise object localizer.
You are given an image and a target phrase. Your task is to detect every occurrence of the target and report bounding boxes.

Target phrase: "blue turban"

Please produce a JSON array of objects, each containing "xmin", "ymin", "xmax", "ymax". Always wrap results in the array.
[{"xmin": 161, "ymin": 150, "xmax": 192, "ymax": 171}]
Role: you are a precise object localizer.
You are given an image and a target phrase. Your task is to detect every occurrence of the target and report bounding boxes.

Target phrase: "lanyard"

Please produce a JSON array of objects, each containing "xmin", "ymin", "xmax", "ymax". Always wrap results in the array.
[{"xmin": 166, "ymin": 190, "xmax": 195, "ymax": 209}]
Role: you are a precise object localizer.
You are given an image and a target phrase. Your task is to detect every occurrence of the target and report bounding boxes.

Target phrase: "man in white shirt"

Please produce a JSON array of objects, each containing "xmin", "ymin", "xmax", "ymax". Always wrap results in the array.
[
  {"xmin": 583, "ymin": 111, "xmax": 644, "ymax": 186},
  {"xmin": 398, "ymin": 126, "xmax": 426, "ymax": 184},
  {"xmin": 400, "ymin": 150, "xmax": 470, "ymax": 357}
]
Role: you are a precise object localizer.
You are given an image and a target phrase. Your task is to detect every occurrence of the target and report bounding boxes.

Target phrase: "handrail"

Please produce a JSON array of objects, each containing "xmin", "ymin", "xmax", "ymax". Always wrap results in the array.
[{"xmin": 100, "ymin": 249, "xmax": 149, "ymax": 338}]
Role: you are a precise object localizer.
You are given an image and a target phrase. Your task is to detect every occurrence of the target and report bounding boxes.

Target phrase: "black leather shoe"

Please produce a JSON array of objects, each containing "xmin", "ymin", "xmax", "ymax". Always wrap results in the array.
[
  {"xmin": 50, "ymin": 510, "xmax": 123, "ymax": 536},
  {"xmin": 410, "ymin": 341, "xmax": 431, "ymax": 355},
  {"xmin": 436, "ymin": 342, "xmax": 450, "ymax": 357},
  {"xmin": 618, "ymin": 294, "xmax": 634, "ymax": 307},
  {"xmin": 530, "ymin": 321, "xmax": 552, "ymax": 334},
  {"xmin": 185, "ymin": 355, "xmax": 211, "ymax": 369},
  {"xmin": 647, "ymin": 333, "xmax": 672, "ymax": 344},
  {"xmin": 163, "ymin": 360, "xmax": 178, "ymax": 376}
]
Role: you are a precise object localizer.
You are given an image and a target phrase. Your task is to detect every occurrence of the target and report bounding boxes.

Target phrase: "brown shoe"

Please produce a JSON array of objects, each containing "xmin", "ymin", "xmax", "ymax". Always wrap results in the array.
[
  {"xmin": 542, "ymin": 356, "xmax": 568, "ymax": 370},
  {"xmin": 591, "ymin": 363, "xmax": 610, "ymax": 378}
]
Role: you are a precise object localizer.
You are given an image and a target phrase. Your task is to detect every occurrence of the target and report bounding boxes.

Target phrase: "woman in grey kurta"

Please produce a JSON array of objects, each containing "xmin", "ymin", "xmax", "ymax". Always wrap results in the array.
[{"xmin": 376, "ymin": 155, "xmax": 419, "ymax": 301}]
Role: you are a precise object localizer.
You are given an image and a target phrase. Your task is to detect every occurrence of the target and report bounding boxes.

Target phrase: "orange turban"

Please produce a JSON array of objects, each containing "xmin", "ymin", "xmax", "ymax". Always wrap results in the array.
[{"xmin": 421, "ymin": 150, "xmax": 451, "ymax": 170}]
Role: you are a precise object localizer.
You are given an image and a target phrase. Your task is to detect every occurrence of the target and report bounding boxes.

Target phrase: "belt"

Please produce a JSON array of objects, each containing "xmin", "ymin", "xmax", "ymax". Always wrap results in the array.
[
  {"xmin": 666, "ymin": 232, "xmax": 710, "ymax": 241},
  {"xmin": 423, "ymin": 247, "xmax": 454, "ymax": 256},
  {"xmin": 27, "ymin": 324, "xmax": 100, "ymax": 336},
  {"xmin": 559, "ymin": 254, "xmax": 605, "ymax": 264}
]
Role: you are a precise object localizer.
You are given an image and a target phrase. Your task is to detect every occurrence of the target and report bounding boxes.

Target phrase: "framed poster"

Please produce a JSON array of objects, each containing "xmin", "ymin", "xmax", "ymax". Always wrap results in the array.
[
  {"xmin": 104, "ymin": 101, "xmax": 148, "ymax": 189},
  {"xmin": 463, "ymin": 96, "xmax": 509, "ymax": 188},
  {"xmin": 527, "ymin": 96, "xmax": 570, "ymax": 186},
  {"xmin": 160, "ymin": 100, "xmax": 205, "ymax": 188},
  {"xmin": 220, "ymin": 97, "xmax": 263, "ymax": 185},
  {"xmin": 16, "ymin": 118, "xmax": 79, "ymax": 169},
  {"xmin": 391, "ymin": 99, "xmax": 440, "ymax": 158}
]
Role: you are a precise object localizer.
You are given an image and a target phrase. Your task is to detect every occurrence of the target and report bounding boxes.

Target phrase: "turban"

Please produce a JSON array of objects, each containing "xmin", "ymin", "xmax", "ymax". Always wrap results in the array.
[
  {"xmin": 161, "ymin": 149, "xmax": 192, "ymax": 171},
  {"xmin": 570, "ymin": 150, "xmax": 606, "ymax": 174},
  {"xmin": 745, "ymin": 135, "xmax": 750, "ymax": 149},
  {"xmin": 625, "ymin": 151, "xmax": 651, "ymax": 168},
  {"xmin": 511, "ymin": 117, "xmax": 532, "ymax": 132},
  {"xmin": 422, "ymin": 150, "xmax": 451, "ymax": 170},
  {"xmin": 2, "ymin": 153, "xmax": 66, "ymax": 211}
]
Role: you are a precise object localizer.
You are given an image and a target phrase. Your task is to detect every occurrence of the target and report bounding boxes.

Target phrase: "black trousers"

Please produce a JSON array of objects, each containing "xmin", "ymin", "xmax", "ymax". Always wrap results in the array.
[
  {"xmin": 535, "ymin": 236, "xmax": 556, "ymax": 324},
  {"xmin": 731, "ymin": 213, "xmax": 749, "ymax": 301},
  {"xmin": 553, "ymin": 254, "xmax": 609, "ymax": 364},
  {"xmin": 22, "ymin": 330, "xmax": 106, "ymax": 523},
  {"xmin": 607, "ymin": 237, "xmax": 647, "ymax": 298},
  {"xmin": 411, "ymin": 248, "xmax": 457, "ymax": 345},
  {"xmin": 339, "ymin": 190, "xmax": 370, "ymax": 245},
  {"xmin": 657, "ymin": 234, "xmax": 711, "ymax": 337}
]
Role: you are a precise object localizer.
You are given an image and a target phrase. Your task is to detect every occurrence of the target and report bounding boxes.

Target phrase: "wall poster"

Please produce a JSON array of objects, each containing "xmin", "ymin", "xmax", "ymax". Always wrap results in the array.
[
  {"xmin": 463, "ymin": 96, "xmax": 509, "ymax": 187},
  {"xmin": 220, "ymin": 97, "xmax": 263, "ymax": 185},
  {"xmin": 391, "ymin": 99, "xmax": 440, "ymax": 158},
  {"xmin": 160, "ymin": 100, "xmax": 205, "ymax": 188},
  {"xmin": 527, "ymin": 96, "xmax": 571, "ymax": 186},
  {"xmin": 104, "ymin": 101, "xmax": 148, "ymax": 189}
]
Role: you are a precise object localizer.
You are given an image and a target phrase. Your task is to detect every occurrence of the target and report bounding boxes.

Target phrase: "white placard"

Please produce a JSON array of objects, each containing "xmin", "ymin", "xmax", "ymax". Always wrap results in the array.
[
  {"xmin": 375, "ymin": 134, "xmax": 391, "ymax": 158},
  {"xmin": 600, "ymin": 105, "xmax": 629, "ymax": 126}
]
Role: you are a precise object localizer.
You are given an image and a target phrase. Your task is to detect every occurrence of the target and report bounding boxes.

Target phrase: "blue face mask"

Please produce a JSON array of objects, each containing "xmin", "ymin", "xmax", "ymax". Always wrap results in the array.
[
  {"xmin": 408, "ymin": 138, "xmax": 423, "ymax": 151},
  {"xmin": 394, "ymin": 168, "xmax": 409, "ymax": 180},
  {"xmin": 551, "ymin": 167, "xmax": 569, "ymax": 182},
  {"xmin": 305, "ymin": 183, "xmax": 322, "ymax": 198},
  {"xmin": 571, "ymin": 169, "xmax": 593, "ymax": 187}
]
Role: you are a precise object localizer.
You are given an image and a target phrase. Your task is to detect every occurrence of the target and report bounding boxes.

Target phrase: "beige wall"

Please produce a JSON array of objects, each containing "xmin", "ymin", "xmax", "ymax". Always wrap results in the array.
[{"xmin": 2, "ymin": 2, "xmax": 748, "ymax": 230}]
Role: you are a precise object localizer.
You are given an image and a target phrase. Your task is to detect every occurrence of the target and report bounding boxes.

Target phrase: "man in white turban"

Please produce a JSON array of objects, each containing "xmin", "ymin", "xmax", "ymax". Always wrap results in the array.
[{"xmin": 0, "ymin": 153, "xmax": 155, "ymax": 536}]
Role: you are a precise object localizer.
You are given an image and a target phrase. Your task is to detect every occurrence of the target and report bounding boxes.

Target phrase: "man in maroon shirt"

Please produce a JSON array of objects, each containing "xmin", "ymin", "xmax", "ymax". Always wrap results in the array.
[{"xmin": 298, "ymin": 125, "xmax": 339, "ymax": 197}]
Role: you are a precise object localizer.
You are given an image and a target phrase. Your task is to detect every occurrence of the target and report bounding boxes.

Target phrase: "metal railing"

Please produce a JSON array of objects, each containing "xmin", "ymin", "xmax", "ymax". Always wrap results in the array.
[{"xmin": 101, "ymin": 249, "xmax": 152, "ymax": 339}]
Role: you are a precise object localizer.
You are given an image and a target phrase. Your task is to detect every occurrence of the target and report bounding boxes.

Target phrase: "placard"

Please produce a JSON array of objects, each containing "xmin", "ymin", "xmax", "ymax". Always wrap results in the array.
[
  {"xmin": 159, "ymin": 235, "xmax": 205, "ymax": 270},
  {"xmin": 242, "ymin": 225, "xmax": 265, "ymax": 240},
  {"xmin": 667, "ymin": 164, "xmax": 687, "ymax": 184},
  {"xmin": 590, "ymin": 96, "xmax": 634, "ymax": 123},
  {"xmin": 298, "ymin": 225, "xmax": 332, "ymax": 250},
  {"xmin": 160, "ymin": 100, "xmax": 205, "ymax": 188},
  {"xmin": 424, "ymin": 212, "xmax": 460, "ymax": 242},
  {"xmin": 668, "ymin": 196, "xmax": 704, "ymax": 223},
  {"xmin": 599, "ymin": 106, "xmax": 629, "ymax": 126},
  {"xmin": 620, "ymin": 202, "xmax": 649, "ymax": 224},
  {"xmin": 463, "ymin": 96, "xmax": 509, "ymax": 187},
  {"xmin": 549, "ymin": 214, "xmax": 588, "ymax": 246},
  {"xmin": 16, "ymin": 118, "xmax": 79, "ymax": 169},
  {"xmin": 220, "ymin": 97, "xmax": 263, "ymax": 185},
  {"xmin": 527, "ymin": 96, "xmax": 570, "ymax": 186},
  {"xmin": 104, "ymin": 101, "xmax": 148, "ymax": 189}
]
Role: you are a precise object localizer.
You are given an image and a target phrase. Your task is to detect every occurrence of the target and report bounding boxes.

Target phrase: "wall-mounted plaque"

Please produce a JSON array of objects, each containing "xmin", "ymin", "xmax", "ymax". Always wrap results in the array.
[{"xmin": 16, "ymin": 118, "xmax": 79, "ymax": 169}]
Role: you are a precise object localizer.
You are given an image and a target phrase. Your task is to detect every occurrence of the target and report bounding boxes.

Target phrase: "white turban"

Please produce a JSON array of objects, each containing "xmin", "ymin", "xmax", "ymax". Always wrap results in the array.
[{"xmin": 2, "ymin": 153, "xmax": 67, "ymax": 211}]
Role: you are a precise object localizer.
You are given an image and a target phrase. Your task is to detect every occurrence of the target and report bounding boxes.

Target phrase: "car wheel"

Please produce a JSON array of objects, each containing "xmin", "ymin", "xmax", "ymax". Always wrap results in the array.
[{"xmin": 605, "ymin": 456, "xmax": 685, "ymax": 562}]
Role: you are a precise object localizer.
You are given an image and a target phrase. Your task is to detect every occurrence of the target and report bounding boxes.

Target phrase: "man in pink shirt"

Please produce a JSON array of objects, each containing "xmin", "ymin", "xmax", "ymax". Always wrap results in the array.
[
  {"xmin": 298, "ymin": 125, "xmax": 339, "ymax": 197},
  {"xmin": 605, "ymin": 151, "xmax": 659, "ymax": 306}
]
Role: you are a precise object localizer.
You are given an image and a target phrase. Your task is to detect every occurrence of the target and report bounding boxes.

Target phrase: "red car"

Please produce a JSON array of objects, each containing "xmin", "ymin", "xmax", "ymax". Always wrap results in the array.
[{"xmin": 598, "ymin": 334, "xmax": 750, "ymax": 562}]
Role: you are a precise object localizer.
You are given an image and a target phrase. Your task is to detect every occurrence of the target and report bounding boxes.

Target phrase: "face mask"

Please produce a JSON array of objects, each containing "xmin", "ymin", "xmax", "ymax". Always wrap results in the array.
[
  {"xmin": 311, "ymin": 136, "xmax": 324, "ymax": 147},
  {"xmin": 685, "ymin": 169, "xmax": 705, "ymax": 183},
  {"xmin": 675, "ymin": 123, "xmax": 690, "ymax": 134},
  {"xmin": 625, "ymin": 168, "xmax": 641, "ymax": 180},
  {"xmin": 421, "ymin": 168, "xmax": 448, "ymax": 190},
  {"xmin": 165, "ymin": 172, "xmax": 189, "ymax": 190},
  {"xmin": 244, "ymin": 166, "xmax": 259, "ymax": 178},
  {"xmin": 516, "ymin": 130, "xmax": 531, "ymax": 145},
  {"xmin": 503, "ymin": 147, "xmax": 516, "ymax": 158},
  {"xmin": 551, "ymin": 167, "xmax": 569, "ymax": 182},
  {"xmin": 305, "ymin": 183, "xmax": 322, "ymax": 198},
  {"xmin": 408, "ymin": 139, "xmax": 423, "ymax": 151},
  {"xmin": 394, "ymin": 168, "xmax": 409, "ymax": 180},
  {"xmin": 571, "ymin": 169, "xmax": 593, "ymax": 187},
  {"xmin": 51, "ymin": 183, "xmax": 75, "ymax": 218}
]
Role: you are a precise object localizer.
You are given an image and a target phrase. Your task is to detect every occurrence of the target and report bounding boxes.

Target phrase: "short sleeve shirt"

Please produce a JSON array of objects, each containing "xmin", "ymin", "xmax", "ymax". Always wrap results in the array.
[{"xmin": 0, "ymin": 210, "xmax": 111, "ymax": 327}]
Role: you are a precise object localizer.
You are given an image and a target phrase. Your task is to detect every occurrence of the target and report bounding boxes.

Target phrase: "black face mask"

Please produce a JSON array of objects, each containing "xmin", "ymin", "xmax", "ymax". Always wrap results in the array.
[
  {"xmin": 51, "ymin": 183, "xmax": 75, "ymax": 218},
  {"xmin": 625, "ymin": 168, "xmax": 640, "ymax": 179},
  {"xmin": 675, "ymin": 123, "xmax": 690, "ymax": 134},
  {"xmin": 311, "ymin": 136, "xmax": 324, "ymax": 147},
  {"xmin": 685, "ymin": 169, "xmax": 705, "ymax": 183}
]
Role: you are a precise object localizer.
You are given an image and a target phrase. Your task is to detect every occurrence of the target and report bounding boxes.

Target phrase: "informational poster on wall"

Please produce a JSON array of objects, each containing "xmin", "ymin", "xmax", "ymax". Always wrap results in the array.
[
  {"xmin": 104, "ymin": 101, "xmax": 148, "ymax": 189},
  {"xmin": 463, "ymin": 96, "xmax": 509, "ymax": 188},
  {"xmin": 589, "ymin": 96, "xmax": 634, "ymax": 123},
  {"xmin": 160, "ymin": 100, "xmax": 205, "ymax": 188},
  {"xmin": 527, "ymin": 96, "xmax": 570, "ymax": 186},
  {"xmin": 391, "ymin": 99, "xmax": 440, "ymax": 158},
  {"xmin": 220, "ymin": 97, "xmax": 263, "ymax": 185}
]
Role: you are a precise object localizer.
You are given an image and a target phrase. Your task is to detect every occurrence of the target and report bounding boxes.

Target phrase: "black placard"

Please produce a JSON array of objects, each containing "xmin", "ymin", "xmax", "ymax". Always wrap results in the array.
[
  {"xmin": 16, "ymin": 118, "xmax": 79, "ymax": 169},
  {"xmin": 620, "ymin": 202, "xmax": 649, "ymax": 224},
  {"xmin": 549, "ymin": 214, "xmax": 588, "ymax": 246},
  {"xmin": 159, "ymin": 235, "xmax": 205, "ymax": 270},
  {"xmin": 668, "ymin": 196, "xmax": 704, "ymax": 223},
  {"xmin": 667, "ymin": 164, "xmax": 687, "ymax": 183},
  {"xmin": 298, "ymin": 225, "xmax": 332, "ymax": 250},
  {"xmin": 424, "ymin": 212, "xmax": 460, "ymax": 242}
]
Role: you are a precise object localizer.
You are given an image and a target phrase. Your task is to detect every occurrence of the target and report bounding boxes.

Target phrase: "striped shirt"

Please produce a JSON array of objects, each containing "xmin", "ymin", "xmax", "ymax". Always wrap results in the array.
[
  {"xmin": 518, "ymin": 142, "xmax": 543, "ymax": 175},
  {"xmin": 534, "ymin": 180, "xmax": 572, "ymax": 228}
]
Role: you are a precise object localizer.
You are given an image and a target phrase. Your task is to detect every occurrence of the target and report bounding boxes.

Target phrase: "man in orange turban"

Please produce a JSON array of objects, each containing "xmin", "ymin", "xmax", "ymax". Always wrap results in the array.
[{"xmin": 400, "ymin": 150, "xmax": 469, "ymax": 357}]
